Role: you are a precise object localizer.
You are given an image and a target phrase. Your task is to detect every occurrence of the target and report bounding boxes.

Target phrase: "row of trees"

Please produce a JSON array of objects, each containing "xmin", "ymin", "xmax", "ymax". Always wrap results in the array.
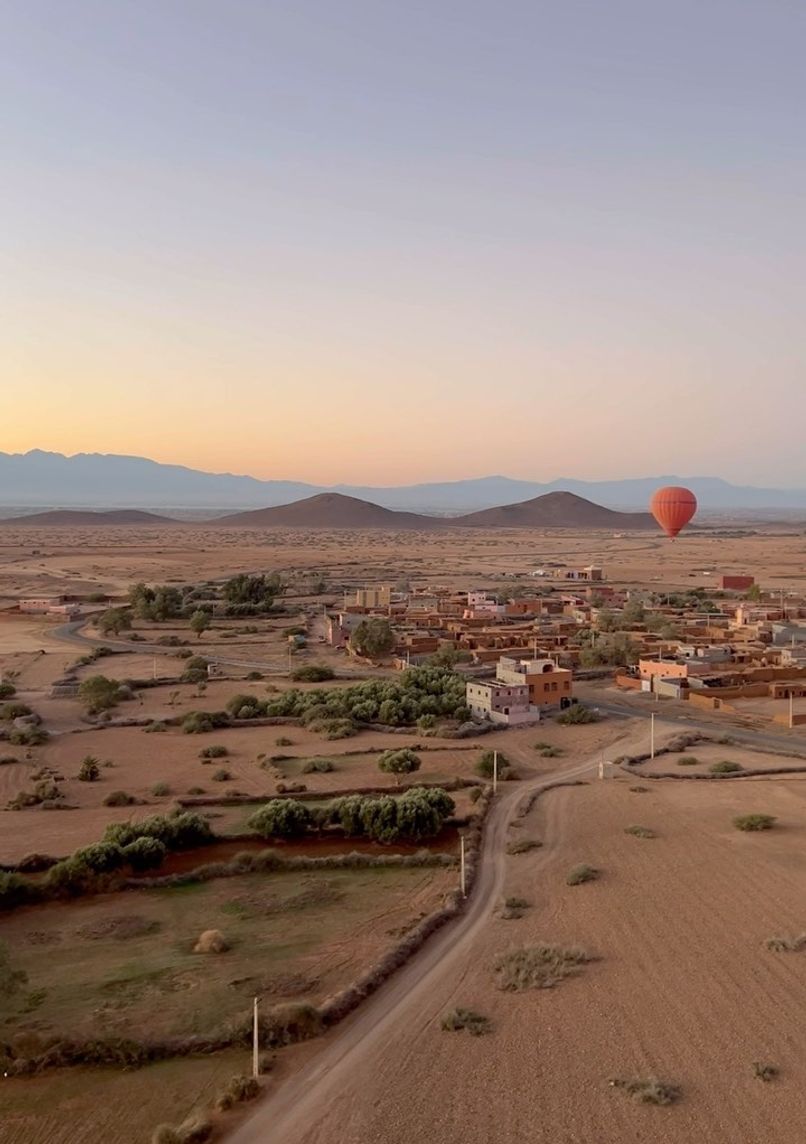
[{"xmin": 248, "ymin": 787, "xmax": 455, "ymax": 844}]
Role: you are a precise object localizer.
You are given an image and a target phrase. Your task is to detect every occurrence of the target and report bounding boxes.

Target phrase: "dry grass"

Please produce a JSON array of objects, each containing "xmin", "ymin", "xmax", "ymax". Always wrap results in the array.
[
  {"xmin": 506, "ymin": 838, "xmax": 542, "ymax": 855},
  {"xmin": 624, "ymin": 825, "xmax": 656, "ymax": 839},
  {"xmin": 493, "ymin": 944, "xmax": 594, "ymax": 991},
  {"xmin": 610, "ymin": 1076, "xmax": 681, "ymax": 1105},
  {"xmin": 566, "ymin": 863, "xmax": 599, "ymax": 885},
  {"xmin": 764, "ymin": 934, "xmax": 806, "ymax": 953},
  {"xmin": 440, "ymin": 1008, "xmax": 492, "ymax": 1036}
]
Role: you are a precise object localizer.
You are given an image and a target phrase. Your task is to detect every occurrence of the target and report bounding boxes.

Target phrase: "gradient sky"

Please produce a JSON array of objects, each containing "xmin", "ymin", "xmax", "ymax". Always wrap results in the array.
[{"xmin": 3, "ymin": 0, "xmax": 805, "ymax": 485}]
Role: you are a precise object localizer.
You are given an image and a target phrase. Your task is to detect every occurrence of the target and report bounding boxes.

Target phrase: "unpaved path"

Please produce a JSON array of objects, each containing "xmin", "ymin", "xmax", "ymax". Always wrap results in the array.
[{"xmin": 227, "ymin": 741, "xmax": 630, "ymax": 1144}]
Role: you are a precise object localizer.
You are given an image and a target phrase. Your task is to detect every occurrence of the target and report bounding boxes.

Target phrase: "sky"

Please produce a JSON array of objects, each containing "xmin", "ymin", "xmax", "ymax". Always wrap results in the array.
[{"xmin": 2, "ymin": 0, "xmax": 805, "ymax": 486}]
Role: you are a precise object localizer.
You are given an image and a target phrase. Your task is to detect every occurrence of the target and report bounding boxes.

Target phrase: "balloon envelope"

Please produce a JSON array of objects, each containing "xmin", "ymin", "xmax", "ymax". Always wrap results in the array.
[{"xmin": 650, "ymin": 486, "xmax": 697, "ymax": 538}]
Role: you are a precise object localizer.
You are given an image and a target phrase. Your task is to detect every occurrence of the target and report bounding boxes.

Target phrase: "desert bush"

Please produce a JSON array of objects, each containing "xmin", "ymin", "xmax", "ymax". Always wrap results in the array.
[
  {"xmin": 567, "ymin": 864, "xmax": 599, "ymax": 885},
  {"xmin": 506, "ymin": 838, "xmax": 542, "ymax": 855},
  {"xmin": 629, "ymin": 785, "xmax": 649, "ymax": 793},
  {"xmin": 501, "ymin": 896, "xmax": 530, "ymax": 919},
  {"xmin": 468, "ymin": 786, "xmax": 482, "ymax": 803},
  {"xmin": 0, "ymin": 941, "xmax": 29, "ymax": 997},
  {"xmin": 152, "ymin": 782, "xmax": 171, "ymax": 797},
  {"xmin": 753, "ymin": 1062, "xmax": 779, "ymax": 1082},
  {"xmin": 144, "ymin": 721, "xmax": 167, "ymax": 733},
  {"xmin": 291, "ymin": 664, "xmax": 335, "ymax": 683},
  {"xmin": 194, "ymin": 929, "xmax": 228, "ymax": 953},
  {"xmin": 72, "ymin": 842, "xmax": 125, "ymax": 873},
  {"xmin": 301, "ymin": 759, "xmax": 335, "ymax": 773},
  {"xmin": 78, "ymin": 675, "xmax": 123, "ymax": 714},
  {"xmin": 259, "ymin": 1001, "xmax": 323, "ymax": 1047},
  {"xmin": 78, "ymin": 756, "xmax": 101, "ymax": 782},
  {"xmin": 181, "ymin": 655, "xmax": 209, "ymax": 683},
  {"xmin": 440, "ymin": 1008, "xmax": 492, "ymax": 1036},
  {"xmin": 0, "ymin": 871, "xmax": 41, "ymax": 912},
  {"xmin": 249, "ymin": 799, "xmax": 311, "ymax": 838},
  {"xmin": 104, "ymin": 811, "xmax": 214, "ymax": 852},
  {"xmin": 0, "ymin": 683, "xmax": 16, "ymax": 700},
  {"xmin": 557, "ymin": 703, "xmax": 599, "ymax": 725},
  {"xmin": 211, "ymin": 769, "xmax": 231, "ymax": 782},
  {"xmin": 764, "ymin": 934, "xmax": 806, "ymax": 953},
  {"xmin": 9, "ymin": 727, "xmax": 49, "ymax": 746},
  {"xmin": 610, "ymin": 1077, "xmax": 680, "ymax": 1105},
  {"xmin": 182, "ymin": 710, "xmax": 229, "ymax": 734},
  {"xmin": 214, "ymin": 1074, "xmax": 261, "ymax": 1111},
  {"xmin": 677, "ymin": 755, "xmax": 699, "ymax": 766},
  {"xmin": 378, "ymin": 747, "xmax": 421, "ymax": 782},
  {"xmin": 187, "ymin": 786, "xmax": 205, "ymax": 795},
  {"xmin": 122, "ymin": 837, "xmax": 167, "ymax": 871},
  {"xmin": 709, "ymin": 760, "xmax": 743, "ymax": 774},
  {"xmin": 104, "ymin": 790, "xmax": 136, "ymax": 807},
  {"xmin": 734, "ymin": 814, "xmax": 776, "ymax": 832},
  {"xmin": 275, "ymin": 736, "xmax": 293, "ymax": 747},
  {"xmin": 624, "ymin": 825, "xmax": 655, "ymax": 839},
  {"xmin": 199, "ymin": 744, "xmax": 228, "ymax": 759},
  {"xmin": 0, "ymin": 702, "xmax": 32, "ymax": 720},
  {"xmin": 151, "ymin": 1115, "xmax": 212, "ymax": 1144},
  {"xmin": 494, "ymin": 944, "xmax": 593, "ymax": 991}
]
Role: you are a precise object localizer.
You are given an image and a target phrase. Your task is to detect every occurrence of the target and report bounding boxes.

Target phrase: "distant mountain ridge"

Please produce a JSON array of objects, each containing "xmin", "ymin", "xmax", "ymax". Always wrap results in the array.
[{"xmin": 1, "ymin": 450, "xmax": 804, "ymax": 511}]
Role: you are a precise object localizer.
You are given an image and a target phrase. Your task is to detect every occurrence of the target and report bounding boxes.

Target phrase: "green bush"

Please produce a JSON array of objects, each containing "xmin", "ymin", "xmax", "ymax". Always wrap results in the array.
[
  {"xmin": 301, "ymin": 759, "xmax": 335, "ymax": 773},
  {"xmin": 476, "ymin": 750, "xmax": 511, "ymax": 779},
  {"xmin": 144, "ymin": 721, "xmax": 167, "ymax": 733},
  {"xmin": 212, "ymin": 769, "xmax": 231, "ymax": 782},
  {"xmin": 0, "ymin": 683, "xmax": 16, "ymax": 700},
  {"xmin": 709, "ymin": 760, "xmax": 743, "ymax": 774},
  {"xmin": 440, "ymin": 1008, "xmax": 492, "ymax": 1036},
  {"xmin": 9, "ymin": 727, "xmax": 49, "ymax": 746},
  {"xmin": 103, "ymin": 791, "xmax": 136, "ymax": 807},
  {"xmin": 677, "ymin": 755, "xmax": 699, "ymax": 766},
  {"xmin": 734, "ymin": 814, "xmax": 776, "ymax": 832},
  {"xmin": 248, "ymin": 799, "xmax": 311, "ymax": 839},
  {"xmin": 291, "ymin": 664, "xmax": 335, "ymax": 683},
  {"xmin": 214, "ymin": 1074, "xmax": 261, "ymax": 1112},
  {"xmin": 378, "ymin": 748, "xmax": 421, "ymax": 782},
  {"xmin": 557, "ymin": 703, "xmax": 599, "ymax": 725},
  {"xmin": 104, "ymin": 811, "xmax": 214, "ymax": 851},
  {"xmin": 152, "ymin": 782, "xmax": 171, "ymax": 797},
  {"xmin": 0, "ymin": 702, "xmax": 32, "ymax": 720},
  {"xmin": 78, "ymin": 675, "xmax": 122, "ymax": 714},
  {"xmin": 78, "ymin": 756, "xmax": 101, "ymax": 782},
  {"xmin": 275, "ymin": 737, "xmax": 293, "ymax": 748},
  {"xmin": 122, "ymin": 837, "xmax": 167, "ymax": 871},
  {"xmin": 72, "ymin": 842, "xmax": 125, "ymax": 873},
  {"xmin": 199, "ymin": 744, "xmax": 228, "ymax": 759},
  {"xmin": 182, "ymin": 711, "xmax": 229, "ymax": 734}
]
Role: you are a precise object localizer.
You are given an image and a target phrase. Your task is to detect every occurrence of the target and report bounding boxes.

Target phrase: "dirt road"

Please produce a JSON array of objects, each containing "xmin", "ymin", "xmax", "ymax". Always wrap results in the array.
[{"xmin": 227, "ymin": 745, "xmax": 616, "ymax": 1144}]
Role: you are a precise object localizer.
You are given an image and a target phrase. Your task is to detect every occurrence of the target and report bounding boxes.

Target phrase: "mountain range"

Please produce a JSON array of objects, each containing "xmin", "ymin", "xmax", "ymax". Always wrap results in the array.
[
  {"xmin": 1, "ymin": 450, "xmax": 804, "ymax": 512},
  {"xmin": 2, "ymin": 492, "xmax": 656, "ymax": 530}
]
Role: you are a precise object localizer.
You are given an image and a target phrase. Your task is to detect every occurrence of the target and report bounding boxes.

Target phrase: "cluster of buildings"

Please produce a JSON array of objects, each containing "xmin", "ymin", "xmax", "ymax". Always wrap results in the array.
[{"xmin": 18, "ymin": 595, "xmax": 81, "ymax": 618}]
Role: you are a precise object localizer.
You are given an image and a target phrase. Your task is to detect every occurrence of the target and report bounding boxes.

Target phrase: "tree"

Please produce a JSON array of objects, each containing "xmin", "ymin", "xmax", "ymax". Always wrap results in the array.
[
  {"xmin": 128, "ymin": 582, "xmax": 182, "ymax": 622},
  {"xmin": 78, "ymin": 755, "xmax": 101, "ymax": 782},
  {"xmin": 746, "ymin": 584, "xmax": 763, "ymax": 602},
  {"xmin": 378, "ymin": 748, "xmax": 421, "ymax": 785},
  {"xmin": 78, "ymin": 675, "xmax": 122, "ymax": 714},
  {"xmin": 248, "ymin": 799, "xmax": 311, "ymax": 839},
  {"xmin": 596, "ymin": 608, "xmax": 618, "ymax": 632},
  {"xmin": 351, "ymin": 618, "xmax": 395, "ymax": 658},
  {"xmin": 98, "ymin": 608, "xmax": 131, "ymax": 636},
  {"xmin": 189, "ymin": 610, "xmax": 211, "ymax": 640},
  {"xmin": 476, "ymin": 750, "xmax": 511, "ymax": 779},
  {"xmin": 223, "ymin": 573, "xmax": 283, "ymax": 610}
]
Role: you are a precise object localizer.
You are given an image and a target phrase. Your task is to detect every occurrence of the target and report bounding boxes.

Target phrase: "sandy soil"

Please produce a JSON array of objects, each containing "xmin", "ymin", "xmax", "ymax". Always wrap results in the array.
[
  {"xmin": 639, "ymin": 741, "xmax": 806, "ymax": 776},
  {"xmin": 234, "ymin": 767, "xmax": 806, "ymax": 1144}
]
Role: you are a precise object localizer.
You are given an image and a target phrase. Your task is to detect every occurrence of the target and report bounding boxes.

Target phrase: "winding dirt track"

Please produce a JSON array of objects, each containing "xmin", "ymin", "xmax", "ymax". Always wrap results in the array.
[{"xmin": 227, "ymin": 751, "xmax": 603, "ymax": 1144}]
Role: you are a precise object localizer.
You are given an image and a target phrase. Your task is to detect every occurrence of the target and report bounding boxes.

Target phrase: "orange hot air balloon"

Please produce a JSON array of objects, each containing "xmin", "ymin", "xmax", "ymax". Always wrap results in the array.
[{"xmin": 650, "ymin": 486, "xmax": 697, "ymax": 539}]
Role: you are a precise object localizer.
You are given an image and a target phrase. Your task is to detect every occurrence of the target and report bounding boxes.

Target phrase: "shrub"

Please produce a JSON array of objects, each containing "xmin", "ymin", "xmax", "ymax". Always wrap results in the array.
[
  {"xmin": 567, "ymin": 864, "xmax": 599, "ymax": 886},
  {"xmin": 0, "ymin": 941, "xmax": 28, "ymax": 998},
  {"xmin": 476, "ymin": 750, "xmax": 512, "ymax": 780},
  {"xmin": 144, "ymin": 721, "xmax": 167, "ymax": 733},
  {"xmin": 275, "ymin": 737, "xmax": 293, "ymax": 748},
  {"xmin": 753, "ymin": 1062, "xmax": 779, "ymax": 1083},
  {"xmin": 301, "ymin": 759, "xmax": 335, "ymax": 774},
  {"xmin": 506, "ymin": 838, "xmax": 542, "ymax": 855},
  {"xmin": 212, "ymin": 769, "xmax": 231, "ymax": 782},
  {"xmin": 378, "ymin": 748, "xmax": 421, "ymax": 782},
  {"xmin": 494, "ymin": 944, "xmax": 593, "ymax": 991},
  {"xmin": 441, "ymin": 1008, "xmax": 492, "ymax": 1036},
  {"xmin": 557, "ymin": 703, "xmax": 599, "ymax": 725},
  {"xmin": 677, "ymin": 755, "xmax": 698, "ymax": 766},
  {"xmin": 9, "ymin": 727, "xmax": 49, "ymax": 746},
  {"xmin": 122, "ymin": 837, "xmax": 167, "ymax": 871},
  {"xmin": 624, "ymin": 825, "xmax": 655, "ymax": 839},
  {"xmin": 734, "ymin": 814, "xmax": 776, "ymax": 832},
  {"xmin": 187, "ymin": 786, "xmax": 205, "ymax": 795},
  {"xmin": 468, "ymin": 786, "xmax": 482, "ymax": 803},
  {"xmin": 0, "ymin": 682, "xmax": 16, "ymax": 700},
  {"xmin": 214, "ymin": 1074, "xmax": 261, "ymax": 1111},
  {"xmin": 248, "ymin": 799, "xmax": 311, "ymax": 838},
  {"xmin": 105, "ymin": 811, "xmax": 213, "ymax": 851},
  {"xmin": 199, "ymin": 744, "xmax": 228, "ymax": 759},
  {"xmin": 501, "ymin": 896, "xmax": 530, "ymax": 919},
  {"xmin": 0, "ymin": 702, "xmax": 32, "ymax": 720},
  {"xmin": 610, "ymin": 1077, "xmax": 681, "ymax": 1105},
  {"xmin": 78, "ymin": 675, "xmax": 122, "ymax": 714},
  {"xmin": 104, "ymin": 791, "xmax": 136, "ymax": 807},
  {"xmin": 291, "ymin": 664, "xmax": 335, "ymax": 683},
  {"xmin": 78, "ymin": 756, "xmax": 101, "ymax": 782},
  {"xmin": 151, "ymin": 782, "xmax": 171, "ymax": 797},
  {"xmin": 182, "ymin": 711, "xmax": 229, "ymax": 734},
  {"xmin": 709, "ymin": 760, "xmax": 743, "ymax": 774},
  {"xmin": 72, "ymin": 842, "xmax": 125, "ymax": 873}
]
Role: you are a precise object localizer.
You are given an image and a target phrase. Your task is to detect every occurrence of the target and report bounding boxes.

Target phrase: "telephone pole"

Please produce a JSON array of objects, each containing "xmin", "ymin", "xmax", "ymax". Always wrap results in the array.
[
  {"xmin": 460, "ymin": 835, "xmax": 467, "ymax": 898},
  {"xmin": 252, "ymin": 996, "xmax": 260, "ymax": 1078}
]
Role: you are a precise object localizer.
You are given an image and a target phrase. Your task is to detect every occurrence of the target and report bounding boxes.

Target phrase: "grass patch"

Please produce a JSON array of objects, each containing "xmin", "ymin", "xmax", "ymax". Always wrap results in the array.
[
  {"xmin": 610, "ymin": 1077, "xmax": 681, "ymax": 1105},
  {"xmin": 493, "ymin": 944, "xmax": 593, "ymax": 991},
  {"xmin": 506, "ymin": 838, "xmax": 542, "ymax": 855},
  {"xmin": 567, "ymin": 863, "xmax": 599, "ymax": 885},
  {"xmin": 677, "ymin": 755, "xmax": 698, "ymax": 766},
  {"xmin": 624, "ymin": 825, "xmax": 655, "ymax": 839},
  {"xmin": 709, "ymin": 760, "xmax": 743, "ymax": 775},
  {"xmin": 734, "ymin": 814, "xmax": 776, "ymax": 832},
  {"xmin": 500, "ymin": 895, "xmax": 530, "ymax": 920},
  {"xmin": 534, "ymin": 742, "xmax": 562, "ymax": 758},
  {"xmin": 440, "ymin": 1007, "xmax": 492, "ymax": 1036}
]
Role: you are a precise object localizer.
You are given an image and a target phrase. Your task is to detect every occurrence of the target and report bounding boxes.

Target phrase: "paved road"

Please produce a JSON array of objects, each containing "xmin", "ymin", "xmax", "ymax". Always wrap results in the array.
[{"xmin": 227, "ymin": 748, "xmax": 612, "ymax": 1144}]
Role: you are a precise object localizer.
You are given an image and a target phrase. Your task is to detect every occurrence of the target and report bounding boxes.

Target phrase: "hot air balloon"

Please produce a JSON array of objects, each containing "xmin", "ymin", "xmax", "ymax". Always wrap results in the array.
[{"xmin": 650, "ymin": 486, "xmax": 697, "ymax": 539}]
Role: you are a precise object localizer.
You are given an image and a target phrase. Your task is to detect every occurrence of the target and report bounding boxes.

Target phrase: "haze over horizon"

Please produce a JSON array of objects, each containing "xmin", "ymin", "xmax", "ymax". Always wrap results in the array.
[{"xmin": 5, "ymin": 1, "xmax": 805, "ymax": 485}]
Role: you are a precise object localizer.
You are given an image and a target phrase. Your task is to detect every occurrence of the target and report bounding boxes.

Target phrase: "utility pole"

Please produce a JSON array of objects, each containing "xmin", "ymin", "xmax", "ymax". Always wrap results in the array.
[
  {"xmin": 790, "ymin": 691, "xmax": 794, "ymax": 730},
  {"xmin": 460, "ymin": 835, "xmax": 466, "ymax": 898},
  {"xmin": 650, "ymin": 711, "xmax": 656, "ymax": 759},
  {"xmin": 493, "ymin": 750, "xmax": 498, "ymax": 794},
  {"xmin": 252, "ymin": 996, "xmax": 260, "ymax": 1078}
]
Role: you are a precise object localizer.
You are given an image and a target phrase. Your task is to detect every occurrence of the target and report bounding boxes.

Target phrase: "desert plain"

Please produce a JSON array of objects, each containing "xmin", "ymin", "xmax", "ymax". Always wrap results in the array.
[{"xmin": 1, "ymin": 521, "xmax": 806, "ymax": 1144}]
